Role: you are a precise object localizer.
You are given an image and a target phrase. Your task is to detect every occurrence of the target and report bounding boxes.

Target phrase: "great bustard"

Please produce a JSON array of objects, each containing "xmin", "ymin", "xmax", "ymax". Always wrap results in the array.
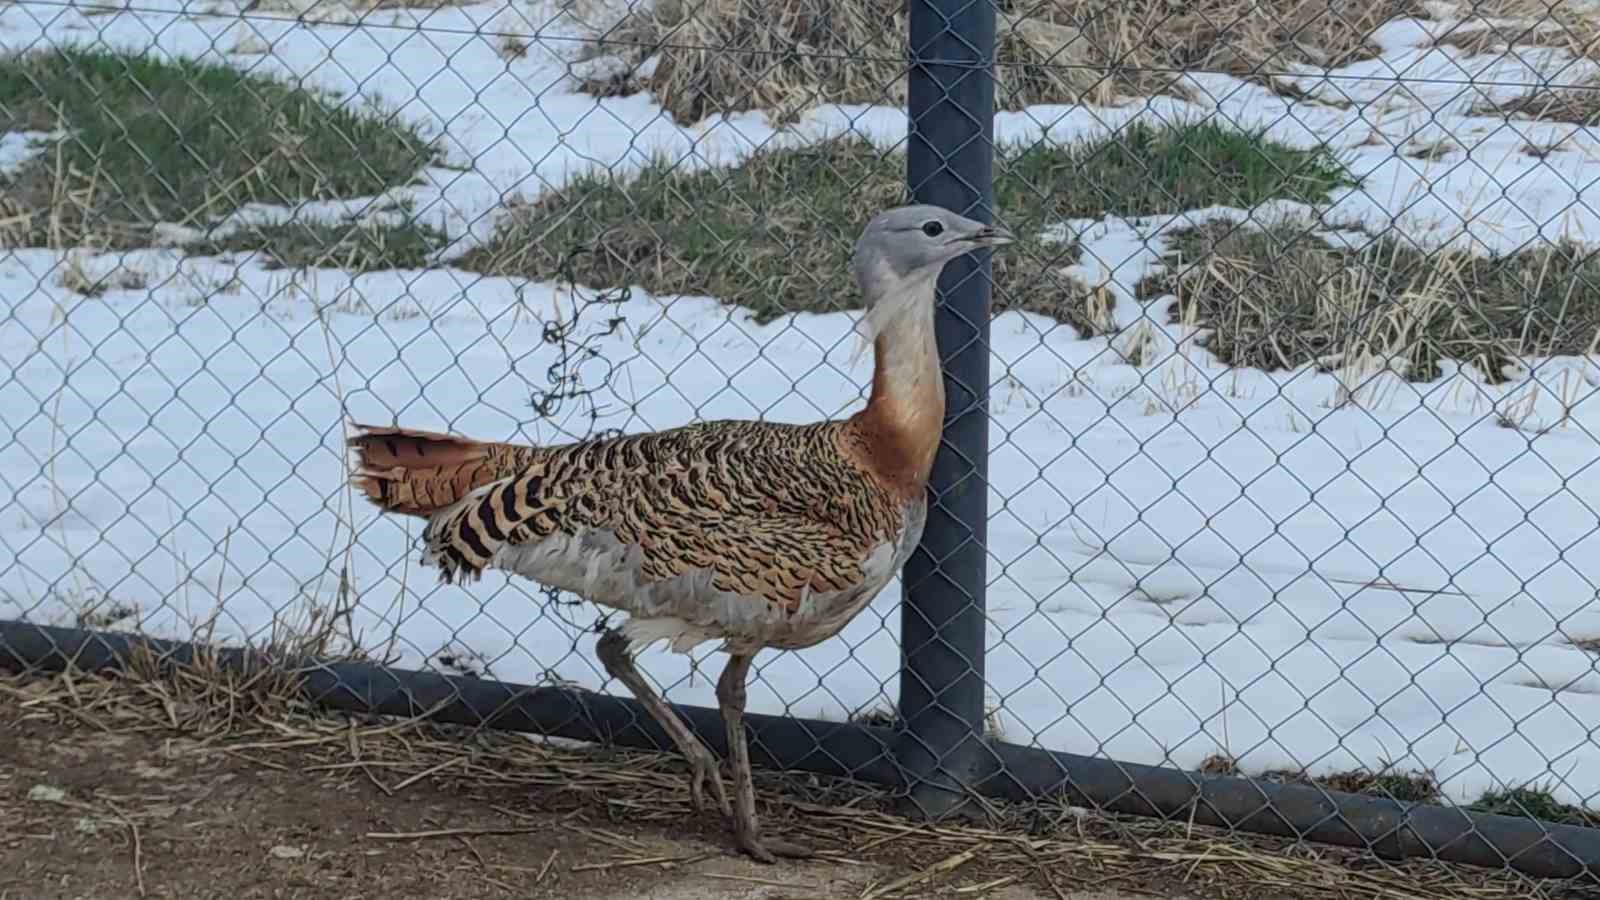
[{"xmin": 348, "ymin": 205, "xmax": 1013, "ymax": 860}]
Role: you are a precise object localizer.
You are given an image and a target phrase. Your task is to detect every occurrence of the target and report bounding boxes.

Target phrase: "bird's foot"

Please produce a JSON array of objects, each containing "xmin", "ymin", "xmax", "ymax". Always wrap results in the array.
[
  {"xmin": 687, "ymin": 746, "xmax": 732, "ymax": 818},
  {"xmin": 735, "ymin": 829, "xmax": 814, "ymax": 863}
]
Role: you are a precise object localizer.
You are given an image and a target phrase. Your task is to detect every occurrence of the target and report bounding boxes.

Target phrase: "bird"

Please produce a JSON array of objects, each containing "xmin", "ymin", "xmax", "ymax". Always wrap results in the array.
[{"xmin": 346, "ymin": 204, "xmax": 1013, "ymax": 862}]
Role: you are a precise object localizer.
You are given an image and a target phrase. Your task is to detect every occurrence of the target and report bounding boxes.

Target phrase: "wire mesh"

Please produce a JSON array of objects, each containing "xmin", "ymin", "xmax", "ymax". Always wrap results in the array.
[{"xmin": 3, "ymin": 0, "xmax": 1600, "ymax": 881}]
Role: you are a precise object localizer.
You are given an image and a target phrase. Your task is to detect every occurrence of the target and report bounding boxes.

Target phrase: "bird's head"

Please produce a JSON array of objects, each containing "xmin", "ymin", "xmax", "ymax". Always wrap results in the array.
[{"xmin": 849, "ymin": 204, "xmax": 1013, "ymax": 350}]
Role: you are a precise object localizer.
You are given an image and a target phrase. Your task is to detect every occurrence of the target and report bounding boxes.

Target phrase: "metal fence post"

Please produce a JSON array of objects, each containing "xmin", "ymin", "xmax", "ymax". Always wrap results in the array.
[{"xmin": 897, "ymin": 0, "xmax": 997, "ymax": 820}]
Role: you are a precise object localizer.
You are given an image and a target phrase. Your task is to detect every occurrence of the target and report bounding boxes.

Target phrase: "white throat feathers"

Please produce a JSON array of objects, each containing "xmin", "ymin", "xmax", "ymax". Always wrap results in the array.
[{"xmin": 848, "ymin": 254, "xmax": 940, "ymax": 371}]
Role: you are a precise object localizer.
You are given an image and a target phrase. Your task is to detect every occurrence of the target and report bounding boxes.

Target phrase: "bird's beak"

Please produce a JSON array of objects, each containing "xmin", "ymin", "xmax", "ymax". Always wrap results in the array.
[{"xmin": 965, "ymin": 224, "xmax": 1014, "ymax": 247}]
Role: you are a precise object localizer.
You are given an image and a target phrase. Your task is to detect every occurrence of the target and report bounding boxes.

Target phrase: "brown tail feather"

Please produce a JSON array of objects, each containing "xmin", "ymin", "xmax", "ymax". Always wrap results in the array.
[{"xmin": 346, "ymin": 423, "xmax": 536, "ymax": 517}]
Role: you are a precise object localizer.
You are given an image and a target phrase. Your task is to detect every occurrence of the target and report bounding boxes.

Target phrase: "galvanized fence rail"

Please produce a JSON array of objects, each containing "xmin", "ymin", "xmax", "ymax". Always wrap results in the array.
[{"xmin": 3, "ymin": 0, "xmax": 1600, "ymax": 884}]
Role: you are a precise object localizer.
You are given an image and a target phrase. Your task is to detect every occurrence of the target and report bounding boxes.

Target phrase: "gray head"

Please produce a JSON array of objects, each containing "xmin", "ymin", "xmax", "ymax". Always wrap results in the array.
[
  {"xmin": 850, "ymin": 204, "xmax": 1013, "ymax": 299},
  {"xmin": 847, "ymin": 205, "xmax": 1013, "ymax": 353}
]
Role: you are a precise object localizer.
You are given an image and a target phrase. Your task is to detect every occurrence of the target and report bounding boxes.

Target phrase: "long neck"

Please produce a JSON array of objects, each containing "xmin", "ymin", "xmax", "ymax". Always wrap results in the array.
[{"xmin": 857, "ymin": 300, "xmax": 945, "ymax": 495}]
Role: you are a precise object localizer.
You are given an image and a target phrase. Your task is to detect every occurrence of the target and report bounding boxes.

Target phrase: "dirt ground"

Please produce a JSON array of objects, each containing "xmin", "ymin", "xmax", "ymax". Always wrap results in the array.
[
  {"xmin": 0, "ymin": 667, "xmax": 1587, "ymax": 900},
  {"xmin": 0, "ymin": 713, "xmax": 1162, "ymax": 900},
  {"xmin": 2, "ymin": 717, "xmax": 917, "ymax": 900}
]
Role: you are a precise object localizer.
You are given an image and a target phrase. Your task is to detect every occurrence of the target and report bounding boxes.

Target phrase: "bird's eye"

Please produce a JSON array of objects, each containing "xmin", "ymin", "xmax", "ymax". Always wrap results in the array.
[{"xmin": 921, "ymin": 220, "xmax": 944, "ymax": 237}]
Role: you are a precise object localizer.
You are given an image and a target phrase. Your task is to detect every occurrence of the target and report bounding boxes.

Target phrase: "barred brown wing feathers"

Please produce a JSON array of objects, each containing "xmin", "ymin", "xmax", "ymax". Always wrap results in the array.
[
  {"xmin": 424, "ymin": 458, "xmax": 561, "ymax": 583},
  {"xmin": 417, "ymin": 419, "xmax": 906, "ymax": 611}
]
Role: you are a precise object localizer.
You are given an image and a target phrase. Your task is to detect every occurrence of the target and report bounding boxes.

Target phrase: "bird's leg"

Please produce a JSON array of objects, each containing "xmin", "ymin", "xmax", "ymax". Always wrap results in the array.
[
  {"xmin": 716, "ymin": 652, "xmax": 813, "ymax": 862},
  {"xmin": 596, "ymin": 627, "xmax": 731, "ymax": 817}
]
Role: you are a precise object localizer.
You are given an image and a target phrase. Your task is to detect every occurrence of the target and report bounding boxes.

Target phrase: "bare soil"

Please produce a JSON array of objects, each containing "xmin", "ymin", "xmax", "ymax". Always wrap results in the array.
[{"xmin": 2, "ymin": 715, "xmax": 882, "ymax": 900}]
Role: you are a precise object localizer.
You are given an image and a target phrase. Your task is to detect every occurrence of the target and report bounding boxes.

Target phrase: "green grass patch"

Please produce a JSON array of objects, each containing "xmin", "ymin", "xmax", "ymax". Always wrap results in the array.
[
  {"xmin": 459, "ymin": 122, "xmax": 1354, "ymax": 332},
  {"xmin": 1210, "ymin": 753, "xmax": 1600, "ymax": 830},
  {"xmin": 1141, "ymin": 220, "xmax": 1600, "ymax": 382},
  {"xmin": 1204, "ymin": 754, "xmax": 1444, "ymax": 804},
  {"xmin": 996, "ymin": 120, "xmax": 1356, "ymax": 222},
  {"xmin": 186, "ymin": 217, "xmax": 449, "ymax": 272},
  {"xmin": 1308, "ymin": 767, "xmax": 1442, "ymax": 803},
  {"xmin": 1467, "ymin": 787, "xmax": 1600, "ymax": 827},
  {"xmin": 0, "ymin": 46, "xmax": 439, "ymax": 249}
]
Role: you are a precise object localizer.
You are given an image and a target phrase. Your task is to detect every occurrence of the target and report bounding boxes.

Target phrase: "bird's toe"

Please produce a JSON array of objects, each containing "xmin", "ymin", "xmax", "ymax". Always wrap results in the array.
[
  {"xmin": 735, "ymin": 828, "xmax": 812, "ymax": 863},
  {"xmin": 740, "ymin": 840, "xmax": 778, "ymax": 864},
  {"xmin": 687, "ymin": 749, "xmax": 732, "ymax": 817},
  {"xmin": 760, "ymin": 837, "xmax": 815, "ymax": 860}
]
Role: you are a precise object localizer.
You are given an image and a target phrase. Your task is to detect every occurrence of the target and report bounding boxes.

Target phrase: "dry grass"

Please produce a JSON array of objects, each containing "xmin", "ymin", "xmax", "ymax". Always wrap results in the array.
[
  {"xmin": 1430, "ymin": 0, "xmax": 1600, "ymax": 61},
  {"xmin": 54, "ymin": 253, "xmax": 148, "ymax": 297},
  {"xmin": 1430, "ymin": 0, "xmax": 1600, "ymax": 126},
  {"xmin": 0, "ymin": 654, "xmax": 1580, "ymax": 900},
  {"xmin": 239, "ymin": 0, "xmax": 480, "ymax": 21},
  {"xmin": 1140, "ymin": 219, "xmax": 1600, "ymax": 383},
  {"xmin": 573, "ymin": 0, "xmax": 1429, "ymax": 124},
  {"xmin": 1471, "ymin": 77, "xmax": 1600, "ymax": 125}
]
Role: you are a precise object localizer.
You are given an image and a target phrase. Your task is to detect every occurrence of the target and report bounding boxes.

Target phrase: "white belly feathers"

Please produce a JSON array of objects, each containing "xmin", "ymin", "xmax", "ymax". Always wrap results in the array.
[{"xmin": 481, "ymin": 497, "xmax": 928, "ymax": 655}]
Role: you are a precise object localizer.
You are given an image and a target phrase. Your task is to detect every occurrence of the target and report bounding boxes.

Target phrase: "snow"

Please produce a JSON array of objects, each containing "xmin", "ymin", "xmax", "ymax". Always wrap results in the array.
[
  {"xmin": 6, "ymin": 0, "xmax": 1600, "ymax": 810},
  {"xmin": 0, "ymin": 130, "xmax": 59, "ymax": 175}
]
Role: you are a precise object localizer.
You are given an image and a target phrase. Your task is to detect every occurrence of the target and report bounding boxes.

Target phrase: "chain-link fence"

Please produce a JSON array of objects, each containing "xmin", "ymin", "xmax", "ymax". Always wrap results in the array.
[{"xmin": 5, "ymin": 0, "xmax": 1600, "ymax": 883}]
